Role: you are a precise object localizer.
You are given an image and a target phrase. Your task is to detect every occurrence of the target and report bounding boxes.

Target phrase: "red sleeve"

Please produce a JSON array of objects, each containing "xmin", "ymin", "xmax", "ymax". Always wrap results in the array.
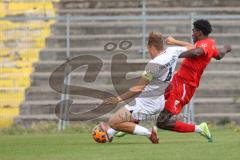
[{"xmin": 195, "ymin": 41, "xmax": 209, "ymax": 56}]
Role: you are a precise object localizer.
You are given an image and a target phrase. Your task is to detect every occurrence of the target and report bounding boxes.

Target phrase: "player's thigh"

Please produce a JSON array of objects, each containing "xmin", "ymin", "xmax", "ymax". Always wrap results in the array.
[
  {"xmin": 182, "ymin": 85, "xmax": 196, "ymax": 106},
  {"xmin": 164, "ymin": 78, "xmax": 186, "ymax": 114},
  {"xmin": 108, "ymin": 107, "xmax": 133, "ymax": 126}
]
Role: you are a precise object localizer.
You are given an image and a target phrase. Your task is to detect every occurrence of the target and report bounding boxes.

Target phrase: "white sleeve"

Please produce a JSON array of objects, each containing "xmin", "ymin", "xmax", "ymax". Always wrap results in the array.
[
  {"xmin": 142, "ymin": 61, "xmax": 167, "ymax": 81},
  {"xmin": 168, "ymin": 46, "xmax": 187, "ymax": 57}
]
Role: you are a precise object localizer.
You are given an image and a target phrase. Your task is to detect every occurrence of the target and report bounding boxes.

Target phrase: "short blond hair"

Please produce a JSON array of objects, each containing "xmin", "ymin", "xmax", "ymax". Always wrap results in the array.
[{"xmin": 148, "ymin": 31, "xmax": 164, "ymax": 51}]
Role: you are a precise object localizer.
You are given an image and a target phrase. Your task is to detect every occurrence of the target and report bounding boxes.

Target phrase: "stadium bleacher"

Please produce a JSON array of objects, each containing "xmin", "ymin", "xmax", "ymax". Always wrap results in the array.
[
  {"xmin": 1, "ymin": 0, "xmax": 240, "ymax": 127},
  {"xmin": 0, "ymin": 0, "xmax": 59, "ymax": 127}
]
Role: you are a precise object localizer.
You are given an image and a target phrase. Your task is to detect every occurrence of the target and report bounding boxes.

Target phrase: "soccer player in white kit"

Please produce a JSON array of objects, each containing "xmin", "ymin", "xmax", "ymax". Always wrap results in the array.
[{"xmin": 100, "ymin": 32, "xmax": 193, "ymax": 144}]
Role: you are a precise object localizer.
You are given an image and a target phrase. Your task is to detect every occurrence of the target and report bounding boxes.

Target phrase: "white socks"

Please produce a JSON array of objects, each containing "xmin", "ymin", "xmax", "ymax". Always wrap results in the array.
[
  {"xmin": 195, "ymin": 125, "xmax": 203, "ymax": 133},
  {"xmin": 133, "ymin": 125, "xmax": 151, "ymax": 137},
  {"xmin": 107, "ymin": 128, "xmax": 117, "ymax": 137},
  {"xmin": 107, "ymin": 125, "xmax": 151, "ymax": 137}
]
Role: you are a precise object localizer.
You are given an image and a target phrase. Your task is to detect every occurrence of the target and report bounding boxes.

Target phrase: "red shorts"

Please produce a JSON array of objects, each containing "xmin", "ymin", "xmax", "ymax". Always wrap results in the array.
[{"xmin": 164, "ymin": 75, "xmax": 196, "ymax": 115}]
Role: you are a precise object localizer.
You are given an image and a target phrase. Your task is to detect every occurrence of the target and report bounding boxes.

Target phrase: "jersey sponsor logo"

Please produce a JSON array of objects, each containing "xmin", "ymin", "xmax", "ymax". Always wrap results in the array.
[{"xmin": 200, "ymin": 43, "xmax": 207, "ymax": 48}]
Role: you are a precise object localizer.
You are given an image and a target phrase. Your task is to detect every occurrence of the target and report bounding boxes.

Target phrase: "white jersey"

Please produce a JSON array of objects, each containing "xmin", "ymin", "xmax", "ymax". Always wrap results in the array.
[{"xmin": 125, "ymin": 47, "xmax": 187, "ymax": 120}]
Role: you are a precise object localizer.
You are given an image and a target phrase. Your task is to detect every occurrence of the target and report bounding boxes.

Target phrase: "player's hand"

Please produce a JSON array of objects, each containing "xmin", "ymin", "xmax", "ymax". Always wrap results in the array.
[
  {"xmin": 165, "ymin": 36, "xmax": 176, "ymax": 45},
  {"xmin": 223, "ymin": 44, "xmax": 232, "ymax": 53},
  {"xmin": 103, "ymin": 96, "xmax": 122, "ymax": 104}
]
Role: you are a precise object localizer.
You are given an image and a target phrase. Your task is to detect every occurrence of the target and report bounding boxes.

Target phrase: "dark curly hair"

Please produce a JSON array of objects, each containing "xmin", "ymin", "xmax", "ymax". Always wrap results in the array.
[{"xmin": 193, "ymin": 19, "xmax": 212, "ymax": 36}]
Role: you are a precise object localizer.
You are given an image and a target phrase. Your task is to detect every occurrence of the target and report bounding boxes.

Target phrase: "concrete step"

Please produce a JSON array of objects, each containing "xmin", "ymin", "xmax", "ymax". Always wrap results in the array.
[
  {"xmin": 14, "ymin": 114, "xmax": 58, "ymax": 127},
  {"xmin": 195, "ymin": 113, "xmax": 240, "ymax": 124},
  {"xmin": 33, "ymin": 60, "xmax": 146, "ymax": 73},
  {"xmin": 56, "ymin": 0, "xmax": 143, "ymax": 9},
  {"xmin": 20, "ymin": 98, "xmax": 240, "ymax": 115},
  {"xmin": 30, "ymin": 70, "xmax": 240, "ymax": 86},
  {"xmin": 20, "ymin": 99, "xmax": 103, "ymax": 115},
  {"xmin": 34, "ymin": 55, "xmax": 240, "ymax": 74},
  {"xmin": 38, "ymin": 48, "xmax": 240, "ymax": 68},
  {"xmin": 30, "ymin": 69, "xmax": 240, "ymax": 84},
  {"xmin": 146, "ymin": 0, "xmax": 240, "ymax": 8},
  {"xmin": 45, "ymin": 34, "xmax": 240, "ymax": 48},
  {"xmin": 39, "ymin": 47, "xmax": 143, "ymax": 60},
  {"xmin": 14, "ymin": 113, "xmax": 111, "ymax": 127},
  {"xmin": 57, "ymin": 7, "xmax": 240, "ymax": 16},
  {"xmin": 195, "ymin": 86, "xmax": 240, "ymax": 98},
  {"xmin": 39, "ymin": 46, "xmax": 240, "ymax": 62},
  {"xmin": 52, "ymin": 20, "xmax": 240, "ymax": 35},
  {"xmin": 56, "ymin": 0, "xmax": 240, "ymax": 9},
  {"xmin": 194, "ymin": 98, "xmax": 240, "ymax": 113},
  {"xmin": 25, "ymin": 83, "xmax": 240, "ymax": 101},
  {"xmin": 34, "ymin": 57, "xmax": 240, "ymax": 72}
]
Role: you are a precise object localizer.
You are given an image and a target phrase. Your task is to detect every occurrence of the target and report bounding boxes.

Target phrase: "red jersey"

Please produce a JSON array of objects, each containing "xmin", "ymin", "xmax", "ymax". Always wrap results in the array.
[{"xmin": 176, "ymin": 38, "xmax": 219, "ymax": 87}]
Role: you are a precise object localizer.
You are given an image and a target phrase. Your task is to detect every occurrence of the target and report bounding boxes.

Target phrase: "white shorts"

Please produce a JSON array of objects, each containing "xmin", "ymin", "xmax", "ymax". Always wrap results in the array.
[{"xmin": 125, "ymin": 95, "xmax": 165, "ymax": 121}]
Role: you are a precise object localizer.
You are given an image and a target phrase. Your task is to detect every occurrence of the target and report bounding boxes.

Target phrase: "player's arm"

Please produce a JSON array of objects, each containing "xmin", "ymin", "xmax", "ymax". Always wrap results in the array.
[
  {"xmin": 214, "ymin": 44, "xmax": 232, "ymax": 60},
  {"xmin": 103, "ymin": 77, "xmax": 150, "ymax": 104},
  {"xmin": 166, "ymin": 36, "xmax": 194, "ymax": 50},
  {"xmin": 165, "ymin": 36, "xmax": 203, "ymax": 58},
  {"xmin": 117, "ymin": 77, "xmax": 150, "ymax": 102},
  {"xmin": 179, "ymin": 47, "xmax": 205, "ymax": 58},
  {"xmin": 179, "ymin": 44, "xmax": 232, "ymax": 59}
]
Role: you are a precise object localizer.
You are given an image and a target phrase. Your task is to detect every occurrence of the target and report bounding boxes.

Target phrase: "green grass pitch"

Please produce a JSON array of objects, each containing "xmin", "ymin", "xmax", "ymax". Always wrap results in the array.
[{"xmin": 0, "ymin": 129, "xmax": 239, "ymax": 160}]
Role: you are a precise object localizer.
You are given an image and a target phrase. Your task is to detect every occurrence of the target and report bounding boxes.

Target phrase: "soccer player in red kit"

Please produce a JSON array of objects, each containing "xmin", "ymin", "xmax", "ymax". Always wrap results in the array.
[{"xmin": 156, "ymin": 19, "xmax": 232, "ymax": 142}]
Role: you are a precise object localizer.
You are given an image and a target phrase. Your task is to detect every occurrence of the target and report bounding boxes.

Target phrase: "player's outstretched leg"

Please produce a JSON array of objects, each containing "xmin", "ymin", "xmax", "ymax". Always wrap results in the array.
[
  {"xmin": 101, "ymin": 107, "xmax": 159, "ymax": 144},
  {"xmin": 114, "ymin": 120, "xmax": 140, "ymax": 137},
  {"xmin": 156, "ymin": 109, "xmax": 213, "ymax": 142}
]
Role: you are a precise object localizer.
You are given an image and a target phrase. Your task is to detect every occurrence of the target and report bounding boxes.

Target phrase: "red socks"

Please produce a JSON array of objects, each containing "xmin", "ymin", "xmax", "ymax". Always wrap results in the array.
[{"xmin": 173, "ymin": 121, "xmax": 195, "ymax": 133}]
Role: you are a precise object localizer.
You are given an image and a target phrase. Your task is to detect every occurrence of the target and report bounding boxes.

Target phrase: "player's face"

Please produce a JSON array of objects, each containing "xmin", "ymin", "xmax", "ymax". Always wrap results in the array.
[
  {"xmin": 192, "ymin": 27, "xmax": 201, "ymax": 43},
  {"xmin": 147, "ymin": 45, "xmax": 153, "ymax": 57},
  {"xmin": 147, "ymin": 45, "xmax": 156, "ymax": 59}
]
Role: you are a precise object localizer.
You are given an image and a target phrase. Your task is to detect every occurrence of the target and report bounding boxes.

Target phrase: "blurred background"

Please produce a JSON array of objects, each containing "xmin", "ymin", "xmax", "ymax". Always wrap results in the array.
[{"xmin": 0, "ymin": 0, "xmax": 240, "ymax": 131}]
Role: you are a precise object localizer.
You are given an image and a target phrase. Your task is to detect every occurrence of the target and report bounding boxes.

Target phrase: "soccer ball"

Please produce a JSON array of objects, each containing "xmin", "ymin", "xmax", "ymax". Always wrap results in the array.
[{"xmin": 92, "ymin": 124, "xmax": 107, "ymax": 143}]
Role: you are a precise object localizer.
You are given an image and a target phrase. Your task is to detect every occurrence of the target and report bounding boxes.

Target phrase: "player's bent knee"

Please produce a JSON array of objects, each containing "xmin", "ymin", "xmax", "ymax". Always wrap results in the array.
[
  {"xmin": 156, "ymin": 121, "xmax": 166, "ymax": 129},
  {"xmin": 156, "ymin": 115, "xmax": 168, "ymax": 129},
  {"xmin": 156, "ymin": 108, "xmax": 175, "ymax": 129},
  {"xmin": 109, "ymin": 121, "xmax": 122, "ymax": 131}
]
